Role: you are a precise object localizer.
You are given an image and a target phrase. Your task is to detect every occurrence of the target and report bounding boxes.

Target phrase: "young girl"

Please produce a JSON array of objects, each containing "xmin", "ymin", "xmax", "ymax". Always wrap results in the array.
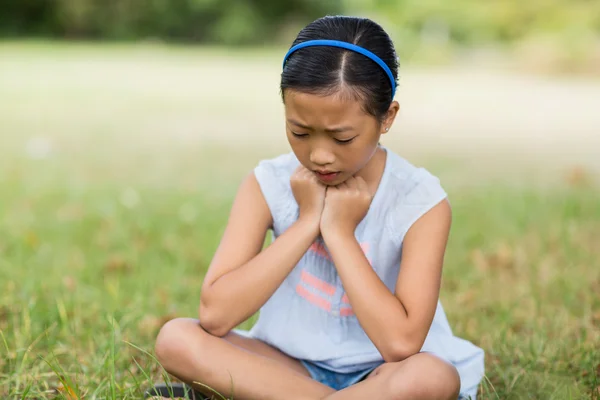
[{"xmin": 150, "ymin": 15, "xmax": 484, "ymax": 400}]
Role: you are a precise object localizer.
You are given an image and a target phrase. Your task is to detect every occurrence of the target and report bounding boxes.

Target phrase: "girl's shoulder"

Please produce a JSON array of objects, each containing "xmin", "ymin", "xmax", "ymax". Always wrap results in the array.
[
  {"xmin": 384, "ymin": 149, "xmax": 446, "ymax": 200},
  {"xmin": 254, "ymin": 152, "xmax": 299, "ymax": 184},
  {"xmin": 253, "ymin": 152, "xmax": 300, "ymax": 231},
  {"xmin": 382, "ymin": 149, "xmax": 448, "ymax": 244}
]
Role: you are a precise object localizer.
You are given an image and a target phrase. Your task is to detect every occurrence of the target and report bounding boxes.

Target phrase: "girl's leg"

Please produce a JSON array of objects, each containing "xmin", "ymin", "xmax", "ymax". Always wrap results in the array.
[
  {"xmin": 324, "ymin": 353, "xmax": 461, "ymax": 400},
  {"xmin": 154, "ymin": 318, "xmax": 336, "ymax": 400}
]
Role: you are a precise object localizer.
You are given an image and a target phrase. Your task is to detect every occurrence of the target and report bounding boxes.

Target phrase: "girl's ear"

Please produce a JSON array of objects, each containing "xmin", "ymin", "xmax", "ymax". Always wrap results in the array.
[{"xmin": 381, "ymin": 101, "xmax": 400, "ymax": 134}]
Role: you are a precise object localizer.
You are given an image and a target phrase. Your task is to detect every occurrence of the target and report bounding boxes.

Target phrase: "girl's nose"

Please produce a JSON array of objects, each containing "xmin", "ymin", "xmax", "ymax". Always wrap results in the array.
[{"xmin": 310, "ymin": 147, "xmax": 335, "ymax": 166}]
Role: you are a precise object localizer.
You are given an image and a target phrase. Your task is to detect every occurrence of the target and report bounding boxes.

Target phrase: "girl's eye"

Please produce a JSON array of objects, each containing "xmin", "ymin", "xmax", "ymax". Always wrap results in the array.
[
  {"xmin": 291, "ymin": 132, "xmax": 309, "ymax": 138},
  {"xmin": 335, "ymin": 137, "xmax": 356, "ymax": 144}
]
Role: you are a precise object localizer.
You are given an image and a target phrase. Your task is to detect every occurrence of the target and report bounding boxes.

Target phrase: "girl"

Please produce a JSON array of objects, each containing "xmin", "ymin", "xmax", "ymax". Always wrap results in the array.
[{"xmin": 149, "ymin": 15, "xmax": 484, "ymax": 400}]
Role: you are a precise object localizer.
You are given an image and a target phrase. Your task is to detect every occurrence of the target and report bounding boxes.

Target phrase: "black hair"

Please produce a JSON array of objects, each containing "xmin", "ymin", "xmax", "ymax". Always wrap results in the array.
[{"xmin": 280, "ymin": 15, "xmax": 399, "ymax": 123}]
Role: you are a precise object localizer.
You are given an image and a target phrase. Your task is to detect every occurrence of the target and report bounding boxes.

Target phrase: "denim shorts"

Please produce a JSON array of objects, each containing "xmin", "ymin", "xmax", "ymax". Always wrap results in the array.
[
  {"xmin": 300, "ymin": 360, "xmax": 379, "ymax": 391},
  {"xmin": 300, "ymin": 360, "xmax": 474, "ymax": 399}
]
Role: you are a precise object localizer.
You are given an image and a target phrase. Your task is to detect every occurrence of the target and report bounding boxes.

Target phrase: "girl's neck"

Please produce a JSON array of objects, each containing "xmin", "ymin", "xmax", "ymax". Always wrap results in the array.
[{"xmin": 355, "ymin": 146, "xmax": 387, "ymax": 195}]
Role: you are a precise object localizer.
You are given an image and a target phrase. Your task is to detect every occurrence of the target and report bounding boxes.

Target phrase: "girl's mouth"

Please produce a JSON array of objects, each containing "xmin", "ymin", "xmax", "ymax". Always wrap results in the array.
[{"xmin": 314, "ymin": 171, "xmax": 340, "ymax": 182}]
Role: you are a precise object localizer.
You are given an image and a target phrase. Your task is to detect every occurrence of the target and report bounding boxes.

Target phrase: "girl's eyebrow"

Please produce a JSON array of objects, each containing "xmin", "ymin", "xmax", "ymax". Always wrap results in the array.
[{"xmin": 287, "ymin": 119, "xmax": 354, "ymax": 133}]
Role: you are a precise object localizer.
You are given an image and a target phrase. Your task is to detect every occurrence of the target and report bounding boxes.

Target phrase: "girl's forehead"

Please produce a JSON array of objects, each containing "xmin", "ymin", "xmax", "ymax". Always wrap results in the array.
[{"xmin": 284, "ymin": 90, "xmax": 371, "ymax": 123}]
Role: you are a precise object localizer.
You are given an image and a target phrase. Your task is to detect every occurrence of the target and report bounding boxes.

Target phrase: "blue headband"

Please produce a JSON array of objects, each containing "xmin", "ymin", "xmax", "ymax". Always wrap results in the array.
[{"xmin": 282, "ymin": 39, "xmax": 396, "ymax": 99}]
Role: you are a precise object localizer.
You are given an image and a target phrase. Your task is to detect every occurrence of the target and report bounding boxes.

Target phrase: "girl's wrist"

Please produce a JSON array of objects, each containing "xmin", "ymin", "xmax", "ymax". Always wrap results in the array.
[
  {"xmin": 296, "ymin": 214, "xmax": 321, "ymax": 237},
  {"xmin": 321, "ymin": 225, "xmax": 356, "ymax": 244}
]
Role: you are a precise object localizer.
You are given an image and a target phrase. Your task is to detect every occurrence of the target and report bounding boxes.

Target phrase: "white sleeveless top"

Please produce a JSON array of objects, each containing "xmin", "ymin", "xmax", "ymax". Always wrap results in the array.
[{"xmin": 241, "ymin": 147, "xmax": 484, "ymax": 397}]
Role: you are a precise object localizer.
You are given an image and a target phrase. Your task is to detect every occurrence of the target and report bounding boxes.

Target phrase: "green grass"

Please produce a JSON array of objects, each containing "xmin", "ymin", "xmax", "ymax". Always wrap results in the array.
[{"xmin": 0, "ymin": 42, "xmax": 599, "ymax": 399}]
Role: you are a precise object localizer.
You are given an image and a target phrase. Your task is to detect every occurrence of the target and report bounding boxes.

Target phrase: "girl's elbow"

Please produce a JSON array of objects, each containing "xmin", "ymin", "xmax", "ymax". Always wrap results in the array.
[
  {"xmin": 202, "ymin": 323, "xmax": 231, "ymax": 338},
  {"xmin": 383, "ymin": 337, "xmax": 423, "ymax": 362},
  {"xmin": 198, "ymin": 299, "xmax": 231, "ymax": 338}
]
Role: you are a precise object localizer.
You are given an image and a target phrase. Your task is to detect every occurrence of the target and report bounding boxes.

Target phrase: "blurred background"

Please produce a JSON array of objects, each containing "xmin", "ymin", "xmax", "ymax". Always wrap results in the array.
[
  {"xmin": 2, "ymin": 0, "xmax": 600, "ymax": 176},
  {"xmin": 1, "ymin": 1, "xmax": 599, "ymax": 399}
]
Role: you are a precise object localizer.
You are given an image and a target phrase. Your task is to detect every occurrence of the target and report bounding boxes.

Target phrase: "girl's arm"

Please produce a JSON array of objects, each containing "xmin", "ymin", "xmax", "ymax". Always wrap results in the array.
[
  {"xmin": 198, "ymin": 169, "xmax": 323, "ymax": 337},
  {"xmin": 322, "ymin": 179, "xmax": 451, "ymax": 361}
]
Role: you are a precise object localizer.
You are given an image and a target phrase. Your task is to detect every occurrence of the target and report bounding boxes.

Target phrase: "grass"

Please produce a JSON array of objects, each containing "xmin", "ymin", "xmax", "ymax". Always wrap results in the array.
[{"xmin": 0, "ymin": 41, "xmax": 599, "ymax": 399}]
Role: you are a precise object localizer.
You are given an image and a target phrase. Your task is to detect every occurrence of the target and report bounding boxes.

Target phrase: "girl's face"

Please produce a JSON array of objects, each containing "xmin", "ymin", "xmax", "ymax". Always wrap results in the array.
[{"xmin": 284, "ymin": 90, "xmax": 398, "ymax": 186}]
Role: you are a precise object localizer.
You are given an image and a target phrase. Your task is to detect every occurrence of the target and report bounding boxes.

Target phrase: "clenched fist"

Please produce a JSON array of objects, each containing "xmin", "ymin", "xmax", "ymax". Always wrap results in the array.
[
  {"xmin": 290, "ymin": 166, "xmax": 327, "ymax": 226},
  {"xmin": 320, "ymin": 176, "xmax": 373, "ymax": 238}
]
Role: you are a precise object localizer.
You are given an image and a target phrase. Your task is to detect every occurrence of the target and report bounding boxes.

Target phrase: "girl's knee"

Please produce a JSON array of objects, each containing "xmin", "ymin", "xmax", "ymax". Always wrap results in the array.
[
  {"xmin": 387, "ymin": 353, "xmax": 460, "ymax": 400},
  {"xmin": 419, "ymin": 354, "xmax": 460, "ymax": 400},
  {"xmin": 155, "ymin": 317, "xmax": 206, "ymax": 371}
]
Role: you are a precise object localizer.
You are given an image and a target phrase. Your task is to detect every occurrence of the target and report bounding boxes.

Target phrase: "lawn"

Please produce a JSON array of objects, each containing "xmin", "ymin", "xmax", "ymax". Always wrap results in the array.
[{"xmin": 0, "ymin": 42, "xmax": 599, "ymax": 399}]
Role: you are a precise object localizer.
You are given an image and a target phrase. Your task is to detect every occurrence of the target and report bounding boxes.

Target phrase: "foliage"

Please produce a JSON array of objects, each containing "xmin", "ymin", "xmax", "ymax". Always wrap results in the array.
[
  {"xmin": 0, "ymin": 0, "xmax": 343, "ymax": 44},
  {"xmin": 1, "ymin": 0, "xmax": 598, "ymax": 46}
]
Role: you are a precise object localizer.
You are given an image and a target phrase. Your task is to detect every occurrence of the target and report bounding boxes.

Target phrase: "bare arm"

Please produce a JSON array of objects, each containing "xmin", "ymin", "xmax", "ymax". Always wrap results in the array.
[
  {"xmin": 198, "ymin": 171, "xmax": 322, "ymax": 337},
  {"xmin": 324, "ymin": 199, "xmax": 451, "ymax": 361}
]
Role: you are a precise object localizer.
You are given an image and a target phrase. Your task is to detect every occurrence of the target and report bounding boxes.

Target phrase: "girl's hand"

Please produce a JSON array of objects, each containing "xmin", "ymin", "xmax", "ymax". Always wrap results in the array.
[
  {"xmin": 290, "ymin": 166, "xmax": 327, "ymax": 226},
  {"xmin": 320, "ymin": 176, "xmax": 373, "ymax": 238}
]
